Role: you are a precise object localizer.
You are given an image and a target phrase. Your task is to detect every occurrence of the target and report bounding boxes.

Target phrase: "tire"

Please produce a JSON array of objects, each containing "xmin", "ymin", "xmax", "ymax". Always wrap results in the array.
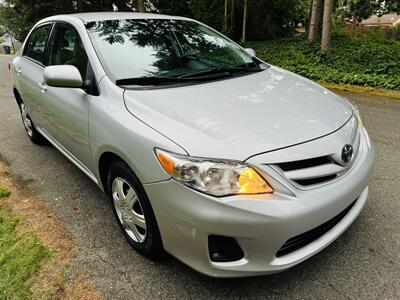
[
  {"xmin": 19, "ymin": 101, "xmax": 47, "ymax": 145},
  {"xmin": 107, "ymin": 160, "xmax": 164, "ymax": 258}
]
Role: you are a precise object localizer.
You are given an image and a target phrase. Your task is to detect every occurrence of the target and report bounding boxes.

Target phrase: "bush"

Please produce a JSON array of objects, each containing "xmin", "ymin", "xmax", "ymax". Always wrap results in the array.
[
  {"xmin": 388, "ymin": 23, "xmax": 400, "ymax": 41},
  {"xmin": 247, "ymin": 33, "xmax": 400, "ymax": 90}
]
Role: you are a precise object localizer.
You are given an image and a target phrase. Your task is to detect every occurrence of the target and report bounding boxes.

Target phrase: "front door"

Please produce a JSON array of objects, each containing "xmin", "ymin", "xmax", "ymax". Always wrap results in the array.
[{"xmin": 41, "ymin": 23, "xmax": 94, "ymax": 172}]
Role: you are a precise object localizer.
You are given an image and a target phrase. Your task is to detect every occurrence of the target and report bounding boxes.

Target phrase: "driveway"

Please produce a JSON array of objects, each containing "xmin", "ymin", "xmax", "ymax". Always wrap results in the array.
[{"xmin": 0, "ymin": 55, "xmax": 399, "ymax": 299}]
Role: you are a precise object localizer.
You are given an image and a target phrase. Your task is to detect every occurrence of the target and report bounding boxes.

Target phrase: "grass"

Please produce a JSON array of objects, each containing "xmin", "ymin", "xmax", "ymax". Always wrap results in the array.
[
  {"xmin": 319, "ymin": 82, "xmax": 400, "ymax": 100},
  {"xmin": 247, "ymin": 32, "xmax": 400, "ymax": 93},
  {"xmin": 0, "ymin": 188, "xmax": 51, "ymax": 300},
  {"xmin": 0, "ymin": 188, "xmax": 10, "ymax": 198}
]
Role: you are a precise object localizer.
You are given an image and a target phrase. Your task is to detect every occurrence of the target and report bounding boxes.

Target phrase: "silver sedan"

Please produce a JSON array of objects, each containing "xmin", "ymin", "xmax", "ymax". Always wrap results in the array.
[{"xmin": 11, "ymin": 12, "xmax": 375, "ymax": 277}]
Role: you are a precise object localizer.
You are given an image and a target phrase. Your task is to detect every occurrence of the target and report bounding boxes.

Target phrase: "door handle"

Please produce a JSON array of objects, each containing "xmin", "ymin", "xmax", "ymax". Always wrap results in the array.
[{"xmin": 38, "ymin": 82, "xmax": 47, "ymax": 93}]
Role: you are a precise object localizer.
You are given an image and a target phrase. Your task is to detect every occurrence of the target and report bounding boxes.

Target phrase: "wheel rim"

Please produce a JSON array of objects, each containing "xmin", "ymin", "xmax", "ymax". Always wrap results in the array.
[
  {"xmin": 20, "ymin": 103, "xmax": 33, "ymax": 137},
  {"xmin": 112, "ymin": 177, "xmax": 147, "ymax": 243}
]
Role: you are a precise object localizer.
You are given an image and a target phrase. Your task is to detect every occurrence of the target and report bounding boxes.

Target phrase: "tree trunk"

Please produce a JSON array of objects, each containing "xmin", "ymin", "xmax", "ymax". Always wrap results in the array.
[
  {"xmin": 241, "ymin": 0, "xmax": 248, "ymax": 42},
  {"xmin": 223, "ymin": 0, "xmax": 229, "ymax": 32},
  {"xmin": 138, "ymin": 0, "xmax": 145, "ymax": 12},
  {"xmin": 230, "ymin": 0, "xmax": 235, "ymax": 33},
  {"xmin": 321, "ymin": 0, "xmax": 333, "ymax": 55},
  {"xmin": 308, "ymin": 0, "xmax": 321, "ymax": 42}
]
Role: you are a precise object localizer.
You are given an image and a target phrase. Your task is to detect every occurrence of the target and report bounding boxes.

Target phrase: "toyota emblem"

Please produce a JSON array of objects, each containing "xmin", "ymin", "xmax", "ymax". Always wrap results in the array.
[{"xmin": 342, "ymin": 144, "xmax": 353, "ymax": 163}]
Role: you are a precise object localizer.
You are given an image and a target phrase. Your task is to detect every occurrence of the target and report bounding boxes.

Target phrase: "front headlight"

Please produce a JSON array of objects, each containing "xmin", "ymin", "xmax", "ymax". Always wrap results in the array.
[{"xmin": 155, "ymin": 149, "xmax": 273, "ymax": 197}]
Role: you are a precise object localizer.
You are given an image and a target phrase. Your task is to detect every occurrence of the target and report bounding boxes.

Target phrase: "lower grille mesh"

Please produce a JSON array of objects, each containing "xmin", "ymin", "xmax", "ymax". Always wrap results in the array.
[
  {"xmin": 276, "ymin": 199, "xmax": 357, "ymax": 257},
  {"xmin": 294, "ymin": 174, "xmax": 337, "ymax": 186}
]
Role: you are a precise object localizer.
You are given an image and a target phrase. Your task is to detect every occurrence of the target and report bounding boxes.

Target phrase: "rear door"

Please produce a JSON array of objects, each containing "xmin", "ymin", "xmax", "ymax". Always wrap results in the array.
[{"xmin": 17, "ymin": 23, "xmax": 53, "ymax": 127}]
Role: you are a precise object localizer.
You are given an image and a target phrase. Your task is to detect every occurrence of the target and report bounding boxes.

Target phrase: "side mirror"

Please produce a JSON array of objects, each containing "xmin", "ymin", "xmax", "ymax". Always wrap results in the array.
[
  {"xmin": 244, "ymin": 48, "xmax": 256, "ymax": 57},
  {"xmin": 44, "ymin": 65, "xmax": 83, "ymax": 88}
]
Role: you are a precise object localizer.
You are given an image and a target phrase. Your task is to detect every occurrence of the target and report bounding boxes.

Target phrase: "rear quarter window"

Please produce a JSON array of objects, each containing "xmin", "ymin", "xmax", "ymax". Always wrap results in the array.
[{"xmin": 23, "ymin": 24, "xmax": 52, "ymax": 64}]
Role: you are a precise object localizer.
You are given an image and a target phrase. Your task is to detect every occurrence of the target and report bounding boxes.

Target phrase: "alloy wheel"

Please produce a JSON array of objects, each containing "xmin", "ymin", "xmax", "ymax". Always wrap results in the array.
[
  {"xmin": 20, "ymin": 103, "xmax": 33, "ymax": 137},
  {"xmin": 112, "ymin": 177, "xmax": 147, "ymax": 243}
]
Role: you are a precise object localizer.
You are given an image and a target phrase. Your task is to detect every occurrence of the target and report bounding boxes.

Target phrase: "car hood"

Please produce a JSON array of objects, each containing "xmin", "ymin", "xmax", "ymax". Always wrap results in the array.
[{"xmin": 123, "ymin": 66, "xmax": 353, "ymax": 161}]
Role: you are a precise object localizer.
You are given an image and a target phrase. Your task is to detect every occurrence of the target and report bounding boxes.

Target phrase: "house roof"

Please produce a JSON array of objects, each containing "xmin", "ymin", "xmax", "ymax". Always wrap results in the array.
[{"xmin": 361, "ymin": 13, "xmax": 400, "ymax": 26}]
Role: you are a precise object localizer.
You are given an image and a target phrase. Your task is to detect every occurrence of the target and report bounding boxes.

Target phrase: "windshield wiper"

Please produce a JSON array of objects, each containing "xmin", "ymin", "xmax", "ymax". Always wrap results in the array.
[
  {"xmin": 178, "ymin": 66, "xmax": 261, "ymax": 79},
  {"xmin": 116, "ymin": 71, "xmax": 235, "ymax": 86},
  {"xmin": 115, "ymin": 65, "xmax": 263, "ymax": 86},
  {"xmin": 116, "ymin": 76, "xmax": 185, "ymax": 86}
]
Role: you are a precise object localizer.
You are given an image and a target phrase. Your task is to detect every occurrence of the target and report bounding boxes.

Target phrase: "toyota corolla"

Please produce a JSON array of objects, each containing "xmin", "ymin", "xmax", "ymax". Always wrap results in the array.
[{"xmin": 11, "ymin": 12, "xmax": 375, "ymax": 277}]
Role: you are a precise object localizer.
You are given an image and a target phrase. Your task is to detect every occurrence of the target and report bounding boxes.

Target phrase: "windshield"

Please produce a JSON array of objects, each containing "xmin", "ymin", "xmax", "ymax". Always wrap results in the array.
[{"xmin": 85, "ymin": 19, "xmax": 262, "ymax": 84}]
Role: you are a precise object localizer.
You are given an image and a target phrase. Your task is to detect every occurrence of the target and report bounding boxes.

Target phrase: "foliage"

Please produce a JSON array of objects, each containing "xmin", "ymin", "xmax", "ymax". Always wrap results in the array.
[
  {"xmin": 337, "ymin": 0, "xmax": 379, "ymax": 23},
  {"xmin": 171, "ymin": 0, "xmax": 304, "ymax": 41},
  {"xmin": 247, "ymin": 32, "xmax": 400, "ymax": 90},
  {"xmin": 0, "ymin": 0, "xmax": 312, "ymax": 42},
  {"xmin": 152, "ymin": 0, "xmax": 194, "ymax": 17},
  {"xmin": 380, "ymin": 0, "xmax": 399, "ymax": 14},
  {"xmin": 388, "ymin": 22, "xmax": 400, "ymax": 40},
  {"xmin": 0, "ymin": 188, "xmax": 10, "ymax": 198},
  {"xmin": 0, "ymin": 208, "xmax": 50, "ymax": 299},
  {"xmin": 293, "ymin": 0, "xmax": 311, "ymax": 27},
  {"xmin": 0, "ymin": 0, "xmax": 133, "ymax": 40}
]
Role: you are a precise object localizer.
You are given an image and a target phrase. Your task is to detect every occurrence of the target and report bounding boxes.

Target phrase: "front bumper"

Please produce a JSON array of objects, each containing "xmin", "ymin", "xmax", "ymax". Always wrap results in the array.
[{"xmin": 144, "ymin": 127, "xmax": 375, "ymax": 277}]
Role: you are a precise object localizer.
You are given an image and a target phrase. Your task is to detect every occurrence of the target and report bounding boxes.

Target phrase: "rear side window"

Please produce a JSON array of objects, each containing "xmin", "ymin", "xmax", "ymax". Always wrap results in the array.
[{"xmin": 24, "ymin": 24, "xmax": 52, "ymax": 64}]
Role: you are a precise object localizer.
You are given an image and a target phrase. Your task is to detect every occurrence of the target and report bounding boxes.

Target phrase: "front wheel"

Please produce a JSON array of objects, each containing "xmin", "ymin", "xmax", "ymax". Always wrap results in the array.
[
  {"xmin": 19, "ymin": 102, "xmax": 47, "ymax": 144},
  {"xmin": 107, "ymin": 160, "xmax": 164, "ymax": 258}
]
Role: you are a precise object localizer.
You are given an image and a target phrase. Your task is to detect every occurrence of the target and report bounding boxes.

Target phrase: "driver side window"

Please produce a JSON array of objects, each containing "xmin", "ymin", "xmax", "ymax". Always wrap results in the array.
[{"xmin": 48, "ymin": 24, "xmax": 88, "ymax": 79}]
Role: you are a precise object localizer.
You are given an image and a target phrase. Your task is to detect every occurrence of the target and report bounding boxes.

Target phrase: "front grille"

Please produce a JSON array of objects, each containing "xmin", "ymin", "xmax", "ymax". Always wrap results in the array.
[
  {"xmin": 276, "ymin": 199, "xmax": 357, "ymax": 257},
  {"xmin": 294, "ymin": 174, "xmax": 337, "ymax": 186},
  {"xmin": 275, "ymin": 155, "xmax": 345, "ymax": 187},
  {"xmin": 272, "ymin": 121, "xmax": 361, "ymax": 187},
  {"xmin": 278, "ymin": 156, "xmax": 332, "ymax": 172}
]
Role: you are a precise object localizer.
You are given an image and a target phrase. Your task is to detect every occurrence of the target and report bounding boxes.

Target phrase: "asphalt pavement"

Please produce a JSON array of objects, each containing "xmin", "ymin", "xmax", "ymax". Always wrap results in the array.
[{"xmin": 0, "ymin": 55, "xmax": 399, "ymax": 299}]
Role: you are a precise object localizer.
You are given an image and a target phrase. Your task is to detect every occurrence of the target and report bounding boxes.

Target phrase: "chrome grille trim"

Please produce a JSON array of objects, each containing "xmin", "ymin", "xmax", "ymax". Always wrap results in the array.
[
  {"xmin": 270, "ymin": 127, "xmax": 361, "ymax": 188},
  {"xmin": 284, "ymin": 163, "xmax": 346, "ymax": 181}
]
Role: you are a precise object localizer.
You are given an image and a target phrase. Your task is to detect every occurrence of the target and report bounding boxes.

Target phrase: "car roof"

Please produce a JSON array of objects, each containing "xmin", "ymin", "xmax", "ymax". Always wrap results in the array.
[{"xmin": 40, "ymin": 12, "xmax": 192, "ymax": 24}]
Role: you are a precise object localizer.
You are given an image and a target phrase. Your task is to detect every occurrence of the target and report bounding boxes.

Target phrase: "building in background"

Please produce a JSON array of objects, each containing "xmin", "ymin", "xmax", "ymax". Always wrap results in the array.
[{"xmin": 361, "ymin": 13, "xmax": 400, "ymax": 28}]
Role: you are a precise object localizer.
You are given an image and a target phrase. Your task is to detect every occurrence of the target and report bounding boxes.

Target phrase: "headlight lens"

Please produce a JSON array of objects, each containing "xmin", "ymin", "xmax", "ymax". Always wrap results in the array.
[{"xmin": 155, "ymin": 149, "xmax": 273, "ymax": 197}]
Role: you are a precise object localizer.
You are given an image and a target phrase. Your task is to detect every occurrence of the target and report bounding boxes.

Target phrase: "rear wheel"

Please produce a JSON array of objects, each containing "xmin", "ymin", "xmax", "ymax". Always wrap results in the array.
[
  {"xmin": 19, "ymin": 102, "xmax": 47, "ymax": 144},
  {"xmin": 107, "ymin": 160, "xmax": 164, "ymax": 258}
]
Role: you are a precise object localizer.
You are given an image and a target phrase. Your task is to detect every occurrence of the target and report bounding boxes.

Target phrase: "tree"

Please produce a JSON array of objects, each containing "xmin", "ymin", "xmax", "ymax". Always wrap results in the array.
[
  {"xmin": 223, "ymin": 0, "xmax": 228, "ymax": 33},
  {"xmin": 321, "ymin": 0, "xmax": 334, "ymax": 55},
  {"xmin": 338, "ymin": 0, "xmax": 380, "ymax": 26},
  {"xmin": 138, "ymin": 0, "xmax": 145, "ymax": 12},
  {"xmin": 230, "ymin": 0, "xmax": 235, "ymax": 35},
  {"xmin": 241, "ymin": 0, "xmax": 248, "ymax": 42},
  {"xmin": 379, "ymin": 0, "xmax": 399, "ymax": 14},
  {"xmin": 293, "ymin": 0, "xmax": 311, "ymax": 30},
  {"xmin": 0, "ymin": 0, "xmax": 133, "ymax": 40},
  {"xmin": 1, "ymin": 0, "xmax": 314, "ymax": 43},
  {"xmin": 152, "ymin": 0, "xmax": 192, "ymax": 16},
  {"xmin": 308, "ymin": 0, "xmax": 322, "ymax": 42}
]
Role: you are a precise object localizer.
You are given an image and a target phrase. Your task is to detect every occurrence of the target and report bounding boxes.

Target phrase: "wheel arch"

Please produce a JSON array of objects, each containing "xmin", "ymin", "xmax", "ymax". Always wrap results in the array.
[
  {"xmin": 13, "ymin": 87, "xmax": 22, "ymax": 106},
  {"xmin": 98, "ymin": 151, "xmax": 127, "ymax": 195}
]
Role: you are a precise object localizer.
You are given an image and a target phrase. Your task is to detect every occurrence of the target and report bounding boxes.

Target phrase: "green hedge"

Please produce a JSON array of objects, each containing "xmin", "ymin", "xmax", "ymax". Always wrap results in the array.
[{"xmin": 247, "ymin": 34, "xmax": 400, "ymax": 91}]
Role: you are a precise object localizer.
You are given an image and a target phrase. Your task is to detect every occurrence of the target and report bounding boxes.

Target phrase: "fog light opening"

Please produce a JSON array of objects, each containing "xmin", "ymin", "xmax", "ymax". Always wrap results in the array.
[{"xmin": 208, "ymin": 235, "xmax": 244, "ymax": 263}]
